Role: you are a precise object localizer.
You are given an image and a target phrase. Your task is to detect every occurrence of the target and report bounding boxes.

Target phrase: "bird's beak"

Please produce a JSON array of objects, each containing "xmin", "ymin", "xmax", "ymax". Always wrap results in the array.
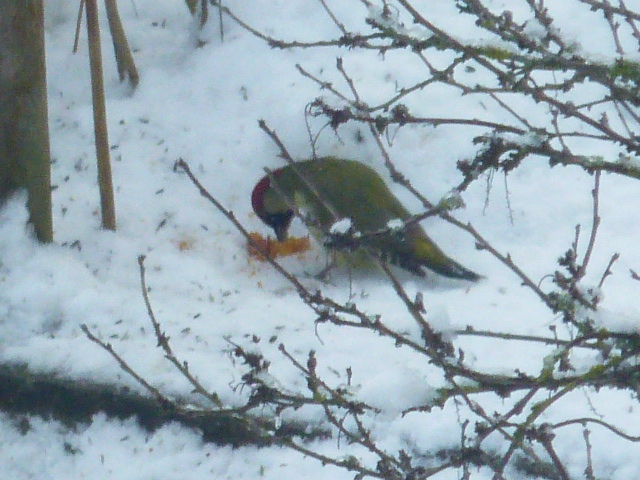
[
  {"xmin": 274, "ymin": 224, "xmax": 289, "ymax": 242},
  {"xmin": 266, "ymin": 210, "xmax": 294, "ymax": 242}
]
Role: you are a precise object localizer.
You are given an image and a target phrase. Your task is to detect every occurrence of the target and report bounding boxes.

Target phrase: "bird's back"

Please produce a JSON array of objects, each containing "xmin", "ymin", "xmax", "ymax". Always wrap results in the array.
[
  {"xmin": 277, "ymin": 157, "xmax": 410, "ymax": 232},
  {"xmin": 274, "ymin": 157, "xmax": 480, "ymax": 280}
]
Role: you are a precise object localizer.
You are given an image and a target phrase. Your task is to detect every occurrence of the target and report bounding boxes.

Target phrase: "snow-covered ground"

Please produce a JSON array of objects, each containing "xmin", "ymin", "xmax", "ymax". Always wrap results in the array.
[{"xmin": 2, "ymin": 1, "xmax": 640, "ymax": 478}]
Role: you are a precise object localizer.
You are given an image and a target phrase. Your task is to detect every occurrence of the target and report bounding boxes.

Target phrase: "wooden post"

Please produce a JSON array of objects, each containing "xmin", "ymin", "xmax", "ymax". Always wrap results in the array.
[
  {"xmin": 86, "ymin": 0, "xmax": 116, "ymax": 230},
  {"xmin": 0, "ymin": 0, "xmax": 53, "ymax": 242}
]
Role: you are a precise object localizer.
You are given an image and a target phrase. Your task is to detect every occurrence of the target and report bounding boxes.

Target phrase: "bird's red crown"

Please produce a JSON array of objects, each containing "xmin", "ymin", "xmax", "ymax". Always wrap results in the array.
[
  {"xmin": 251, "ymin": 175, "xmax": 270, "ymax": 220},
  {"xmin": 251, "ymin": 168, "xmax": 284, "ymax": 220}
]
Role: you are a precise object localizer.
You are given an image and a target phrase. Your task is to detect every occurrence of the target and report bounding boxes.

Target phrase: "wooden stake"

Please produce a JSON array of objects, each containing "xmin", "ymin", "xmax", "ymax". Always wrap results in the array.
[{"xmin": 86, "ymin": 0, "xmax": 116, "ymax": 230}]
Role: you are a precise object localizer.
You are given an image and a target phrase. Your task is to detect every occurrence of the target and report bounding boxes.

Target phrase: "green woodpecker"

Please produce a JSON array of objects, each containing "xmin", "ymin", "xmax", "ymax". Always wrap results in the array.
[{"xmin": 251, "ymin": 157, "xmax": 481, "ymax": 281}]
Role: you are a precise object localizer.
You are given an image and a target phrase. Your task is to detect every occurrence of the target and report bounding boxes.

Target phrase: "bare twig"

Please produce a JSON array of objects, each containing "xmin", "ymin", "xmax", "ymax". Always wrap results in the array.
[
  {"xmin": 455, "ymin": 328, "xmax": 603, "ymax": 350},
  {"xmin": 553, "ymin": 416, "xmax": 640, "ymax": 442},
  {"xmin": 583, "ymin": 425, "xmax": 596, "ymax": 480},
  {"xmin": 80, "ymin": 324, "xmax": 174, "ymax": 409},
  {"xmin": 137, "ymin": 255, "xmax": 224, "ymax": 408},
  {"xmin": 618, "ymin": 0, "xmax": 640, "ymax": 47},
  {"xmin": 493, "ymin": 386, "xmax": 576, "ymax": 479},
  {"xmin": 317, "ymin": 0, "xmax": 348, "ymax": 35},
  {"xmin": 578, "ymin": 171, "xmax": 602, "ymax": 279},
  {"xmin": 537, "ymin": 427, "xmax": 571, "ymax": 480},
  {"xmin": 598, "ymin": 252, "xmax": 620, "ymax": 289},
  {"xmin": 174, "ymin": 157, "xmax": 313, "ymax": 300},
  {"xmin": 73, "ymin": 0, "xmax": 85, "ymax": 53},
  {"xmin": 379, "ymin": 260, "xmax": 452, "ymax": 354}
]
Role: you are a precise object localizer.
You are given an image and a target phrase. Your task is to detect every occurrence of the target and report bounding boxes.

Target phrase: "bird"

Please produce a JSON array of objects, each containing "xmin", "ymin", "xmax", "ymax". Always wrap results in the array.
[{"xmin": 251, "ymin": 156, "xmax": 481, "ymax": 281}]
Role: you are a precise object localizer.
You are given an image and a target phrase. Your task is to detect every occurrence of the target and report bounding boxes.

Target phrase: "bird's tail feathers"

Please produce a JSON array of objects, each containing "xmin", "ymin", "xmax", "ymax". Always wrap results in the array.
[
  {"xmin": 425, "ymin": 259, "xmax": 482, "ymax": 281},
  {"xmin": 412, "ymin": 237, "xmax": 482, "ymax": 282}
]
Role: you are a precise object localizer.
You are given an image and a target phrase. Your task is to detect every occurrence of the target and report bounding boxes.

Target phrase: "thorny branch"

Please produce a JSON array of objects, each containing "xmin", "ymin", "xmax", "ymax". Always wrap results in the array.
[
  {"xmin": 213, "ymin": 1, "xmax": 640, "ymax": 477},
  {"xmin": 172, "ymin": 149, "xmax": 640, "ymax": 479},
  {"xmin": 85, "ymin": 1, "xmax": 640, "ymax": 479}
]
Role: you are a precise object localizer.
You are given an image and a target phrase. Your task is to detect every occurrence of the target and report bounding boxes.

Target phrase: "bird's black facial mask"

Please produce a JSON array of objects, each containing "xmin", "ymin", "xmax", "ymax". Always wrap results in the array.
[{"xmin": 266, "ymin": 210, "xmax": 294, "ymax": 242}]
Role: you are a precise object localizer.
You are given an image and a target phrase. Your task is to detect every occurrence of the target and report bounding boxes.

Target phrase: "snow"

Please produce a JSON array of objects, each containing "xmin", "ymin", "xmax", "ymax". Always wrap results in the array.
[
  {"xmin": 0, "ymin": 412, "xmax": 341, "ymax": 480},
  {"xmin": 386, "ymin": 218, "xmax": 404, "ymax": 231},
  {"xmin": 2, "ymin": 0, "xmax": 640, "ymax": 478},
  {"xmin": 329, "ymin": 218, "xmax": 354, "ymax": 235}
]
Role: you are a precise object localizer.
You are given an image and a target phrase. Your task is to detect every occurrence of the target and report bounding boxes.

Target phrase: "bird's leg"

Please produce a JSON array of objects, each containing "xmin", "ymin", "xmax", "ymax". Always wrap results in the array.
[{"xmin": 314, "ymin": 250, "xmax": 338, "ymax": 282}]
